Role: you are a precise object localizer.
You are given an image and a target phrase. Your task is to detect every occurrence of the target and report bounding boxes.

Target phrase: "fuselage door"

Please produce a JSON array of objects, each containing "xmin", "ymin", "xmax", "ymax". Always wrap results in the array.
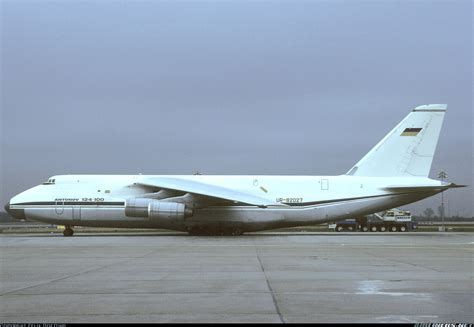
[
  {"xmin": 55, "ymin": 200, "xmax": 64, "ymax": 215},
  {"xmin": 321, "ymin": 179, "xmax": 329, "ymax": 190}
]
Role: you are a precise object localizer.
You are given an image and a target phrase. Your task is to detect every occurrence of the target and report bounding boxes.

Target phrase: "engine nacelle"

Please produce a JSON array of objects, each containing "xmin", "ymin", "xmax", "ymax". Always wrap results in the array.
[
  {"xmin": 125, "ymin": 198, "xmax": 154, "ymax": 217},
  {"xmin": 125, "ymin": 198, "xmax": 193, "ymax": 221},
  {"xmin": 148, "ymin": 201, "xmax": 193, "ymax": 221}
]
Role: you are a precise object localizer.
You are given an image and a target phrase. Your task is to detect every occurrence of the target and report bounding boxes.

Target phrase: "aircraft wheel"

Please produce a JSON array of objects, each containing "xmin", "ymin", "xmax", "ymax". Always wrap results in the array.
[
  {"xmin": 362, "ymin": 226, "xmax": 369, "ymax": 232},
  {"xmin": 63, "ymin": 226, "xmax": 74, "ymax": 237},
  {"xmin": 203, "ymin": 227, "xmax": 219, "ymax": 236},
  {"xmin": 400, "ymin": 225, "xmax": 407, "ymax": 232},
  {"xmin": 188, "ymin": 227, "xmax": 203, "ymax": 236},
  {"xmin": 221, "ymin": 228, "xmax": 233, "ymax": 236},
  {"xmin": 390, "ymin": 226, "xmax": 397, "ymax": 232},
  {"xmin": 380, "ymin": 226, "xmax": 387, "ymax": 232},
  {"xmin": 370, "ymin": 226, "xmax": 378, "ymax": 232},
  {"xmin": 232, "ymin": 228, "xmax": 243, "ymax": 236}
]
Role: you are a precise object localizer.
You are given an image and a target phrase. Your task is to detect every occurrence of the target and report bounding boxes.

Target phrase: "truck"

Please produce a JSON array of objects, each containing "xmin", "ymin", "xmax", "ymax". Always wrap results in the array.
[{"xmin": 329, "ymin": 208, "xmax": 417, "ymax": 232}]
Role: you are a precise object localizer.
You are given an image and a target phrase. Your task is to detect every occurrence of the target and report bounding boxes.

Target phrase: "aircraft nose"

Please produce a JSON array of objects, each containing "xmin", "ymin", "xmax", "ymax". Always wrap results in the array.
[{"xmin": 4, "ymin": 201, "xmax": 26, "ymax": 220}]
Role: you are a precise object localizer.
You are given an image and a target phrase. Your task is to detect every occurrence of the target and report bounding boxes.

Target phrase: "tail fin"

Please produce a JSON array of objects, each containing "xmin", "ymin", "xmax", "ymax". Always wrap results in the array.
[{"xmin": 346, "ymin": 104, "xmax": 447, "ymax": 177}]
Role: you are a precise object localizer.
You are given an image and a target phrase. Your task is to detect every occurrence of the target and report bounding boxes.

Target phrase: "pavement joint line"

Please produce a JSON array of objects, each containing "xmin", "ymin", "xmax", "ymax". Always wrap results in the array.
[
  {"xmin": 5, "ymin": 291, "xmax": 461, "ymax": 296},
  {"xmin": 2, "ymin": 291, "xmax": 463, "ymax": 297},
  {"xmin": 1, "ymin": 291, "xmax": 274, "ymax": 296},
  {"xmin": 358, "ymin": 249, "xmax": 444, "ymax": 273},
  {"xmin": 2, "ymin": 244, "xmax": 465, "ymax": 248},
  {"xmin": 254, "ymin": 241, "xmax": 286, "ymax": 324},
  {"xmin": 0, "ymin": 249, "xmax": 158, "ymax": 296}
]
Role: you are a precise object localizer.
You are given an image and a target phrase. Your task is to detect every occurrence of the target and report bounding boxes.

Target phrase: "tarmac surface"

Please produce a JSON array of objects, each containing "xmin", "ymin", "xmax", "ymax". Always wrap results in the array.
[{"xmin": 0, "ymin": 232, "xmax": 472, "ymax": 323}]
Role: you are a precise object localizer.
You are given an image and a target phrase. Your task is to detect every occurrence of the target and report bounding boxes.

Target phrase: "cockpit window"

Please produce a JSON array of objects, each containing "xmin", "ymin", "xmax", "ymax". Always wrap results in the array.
[{"xmin": 43, "ymin": 178, "xmax": 56, "ymax": 185}]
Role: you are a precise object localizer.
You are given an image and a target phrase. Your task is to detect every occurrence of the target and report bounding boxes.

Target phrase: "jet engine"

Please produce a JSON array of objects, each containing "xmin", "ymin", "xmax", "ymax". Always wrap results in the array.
[{"xmin": 125, "ymin": 198, "xmax": 193, "ymax": 221}]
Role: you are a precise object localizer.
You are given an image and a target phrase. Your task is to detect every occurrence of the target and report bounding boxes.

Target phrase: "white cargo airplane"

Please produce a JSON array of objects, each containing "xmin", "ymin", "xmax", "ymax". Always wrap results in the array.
[{"xmin": 5, "ymin": 104, "xmax": 465, "ymax": 236}]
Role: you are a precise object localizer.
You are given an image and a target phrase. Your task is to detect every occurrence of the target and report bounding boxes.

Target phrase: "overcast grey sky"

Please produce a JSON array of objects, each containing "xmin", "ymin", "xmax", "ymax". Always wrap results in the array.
[{"xmin": 1, "ymin": 0, "xmax": 472, "ymax": 216}]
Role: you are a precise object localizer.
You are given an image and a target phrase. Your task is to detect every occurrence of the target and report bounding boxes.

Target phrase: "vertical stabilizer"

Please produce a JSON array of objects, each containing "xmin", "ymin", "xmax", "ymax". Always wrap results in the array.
[{"xmin": 346, "ymin": 104, "xmax": 447, "ymax": 177}]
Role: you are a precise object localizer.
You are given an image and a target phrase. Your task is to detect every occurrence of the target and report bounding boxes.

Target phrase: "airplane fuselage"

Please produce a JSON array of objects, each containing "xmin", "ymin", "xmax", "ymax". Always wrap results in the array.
[{"xmin": 7, "ymin": 174, "xmax": 444, "ymax": 232}]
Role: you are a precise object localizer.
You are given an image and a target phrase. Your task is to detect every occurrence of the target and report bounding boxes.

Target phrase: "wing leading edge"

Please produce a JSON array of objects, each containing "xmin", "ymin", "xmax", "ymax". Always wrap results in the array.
[{"xmin": 136, "ymin": 177, "xmax": 282, "ymax": 207}]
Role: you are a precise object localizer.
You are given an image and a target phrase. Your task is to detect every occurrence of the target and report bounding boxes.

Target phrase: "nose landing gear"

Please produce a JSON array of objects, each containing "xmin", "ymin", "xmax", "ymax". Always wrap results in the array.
[{"xmin": 63, "ymin": 226, "xmax": 74, "ymax": 237}]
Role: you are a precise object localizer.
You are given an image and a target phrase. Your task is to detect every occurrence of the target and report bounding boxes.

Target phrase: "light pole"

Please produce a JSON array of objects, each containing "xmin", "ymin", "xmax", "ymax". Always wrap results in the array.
[{"xmin": 438, "ymin": 171, "xmax": 447, "ymax": 232}]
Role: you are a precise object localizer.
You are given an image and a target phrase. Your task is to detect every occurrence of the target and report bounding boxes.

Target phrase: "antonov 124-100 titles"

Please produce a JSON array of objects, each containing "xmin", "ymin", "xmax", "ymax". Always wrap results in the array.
[{"xmin": 5, "ymin": 104, "xmax": 465, "ymax": 236}]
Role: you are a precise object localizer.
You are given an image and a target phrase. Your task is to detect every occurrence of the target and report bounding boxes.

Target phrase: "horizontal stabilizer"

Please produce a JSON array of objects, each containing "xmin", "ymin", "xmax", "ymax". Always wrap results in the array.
[{"xmin": 383, "ymin": 183, "xmax": 466, "ymax": 192}]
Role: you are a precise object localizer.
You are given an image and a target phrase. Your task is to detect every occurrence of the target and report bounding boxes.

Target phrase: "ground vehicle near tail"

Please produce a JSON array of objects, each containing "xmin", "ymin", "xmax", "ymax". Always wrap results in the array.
[{"xmin": 331, "ymin": 208, "xmax": 417, "ymax": 232}]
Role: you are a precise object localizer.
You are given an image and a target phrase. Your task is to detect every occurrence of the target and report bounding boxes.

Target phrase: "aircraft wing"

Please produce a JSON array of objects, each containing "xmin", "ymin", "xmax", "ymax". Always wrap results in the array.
[{"xmin": 137, "ymin": 177, "xmax": 281, "ymax": 207}]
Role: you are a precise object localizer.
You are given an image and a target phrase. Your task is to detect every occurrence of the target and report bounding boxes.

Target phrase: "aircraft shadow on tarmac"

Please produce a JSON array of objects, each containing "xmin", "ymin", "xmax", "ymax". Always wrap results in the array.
[{"xmin": 14, "ymin": 231, "xmax": 451, "ymax": 238}]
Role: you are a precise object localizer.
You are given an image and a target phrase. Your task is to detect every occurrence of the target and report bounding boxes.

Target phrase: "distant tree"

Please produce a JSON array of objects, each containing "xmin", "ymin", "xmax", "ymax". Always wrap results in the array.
[
  {"xmin": 423, "ymin": 208, "xmax": 434, "ymax": 219},
  {"xmin": 0, "ymin": 211, "xmax": 13, "ymax": 222},
  {"xmin": 437, "ymin": 205, "xmax": 445, "ymax": 218}
]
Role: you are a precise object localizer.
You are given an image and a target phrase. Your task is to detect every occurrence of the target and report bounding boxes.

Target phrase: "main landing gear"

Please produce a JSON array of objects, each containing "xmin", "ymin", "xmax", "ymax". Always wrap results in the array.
[
  {"xmin": 188, "ymin": 227, "xmax": 244, "ymax": 236},
  {"xmin": 63, "ymin": 226, "xmax": 74, "ymax": 237}
]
